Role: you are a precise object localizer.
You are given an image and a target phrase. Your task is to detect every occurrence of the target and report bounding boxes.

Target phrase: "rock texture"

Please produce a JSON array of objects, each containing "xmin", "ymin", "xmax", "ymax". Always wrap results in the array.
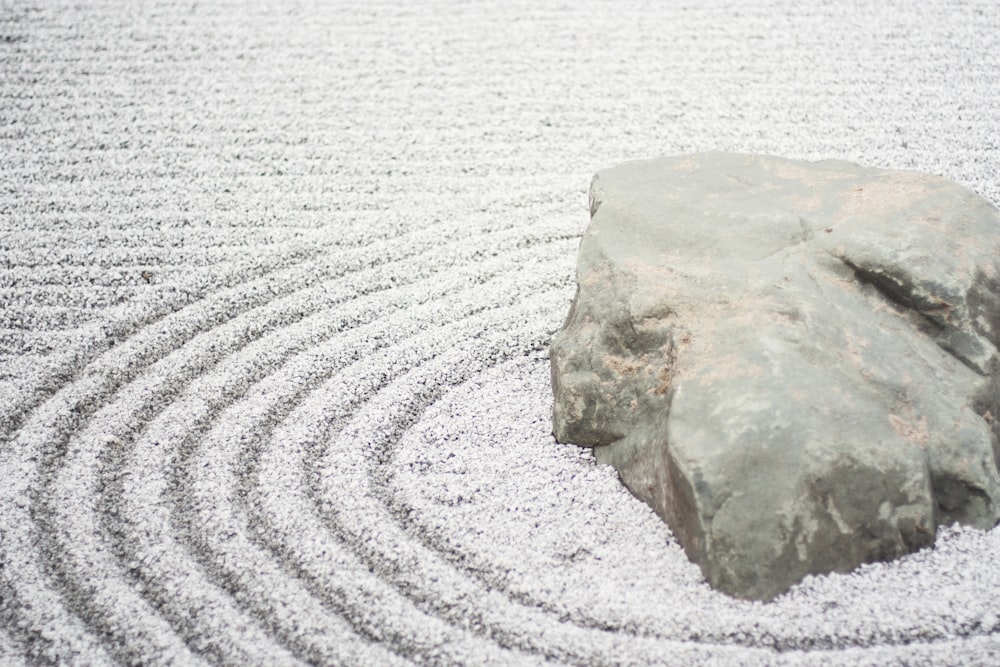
[{"xmin": 551, "ymin": 152, "xmax": 1000, "ymax": 600}]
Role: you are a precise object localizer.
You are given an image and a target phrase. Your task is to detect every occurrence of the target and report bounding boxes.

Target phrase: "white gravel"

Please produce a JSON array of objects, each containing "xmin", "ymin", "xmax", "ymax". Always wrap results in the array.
[{"xmin": 2, "ymin": 1, "xmax": 1000, "ymax": 665}]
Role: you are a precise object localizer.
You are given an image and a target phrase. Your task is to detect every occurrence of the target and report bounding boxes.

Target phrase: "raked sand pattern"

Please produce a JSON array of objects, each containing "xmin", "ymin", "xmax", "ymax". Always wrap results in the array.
[{"xmin": 3, "ymin": 1, "xmax": 1000, "ymax": 665}]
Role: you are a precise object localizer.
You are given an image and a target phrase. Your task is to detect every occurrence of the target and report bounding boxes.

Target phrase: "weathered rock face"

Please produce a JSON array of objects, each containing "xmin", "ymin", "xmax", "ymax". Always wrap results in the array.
[{"xmin": 551, "ymin": 152, "xmax": 1000, "ymax": 601}]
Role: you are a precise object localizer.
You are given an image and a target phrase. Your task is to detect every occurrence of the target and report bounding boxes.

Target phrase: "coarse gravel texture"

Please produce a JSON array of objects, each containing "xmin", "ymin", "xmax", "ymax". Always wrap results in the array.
[{"xmin": 2, "ymin": 1, "xmax": 1000, "ymax": 665}]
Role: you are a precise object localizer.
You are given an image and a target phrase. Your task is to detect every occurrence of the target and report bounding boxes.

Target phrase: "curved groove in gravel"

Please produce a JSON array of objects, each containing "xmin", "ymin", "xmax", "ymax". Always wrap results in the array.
[{"xmin": 14, "ymin": 234, "xmax": 572, "ymax": 664}]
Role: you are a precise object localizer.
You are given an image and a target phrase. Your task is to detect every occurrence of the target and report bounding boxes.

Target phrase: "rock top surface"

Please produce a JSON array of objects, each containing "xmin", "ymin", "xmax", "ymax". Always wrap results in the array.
[{"xmin": 551, "ymin": 152, "xmax": 1000, "ymax": 600}]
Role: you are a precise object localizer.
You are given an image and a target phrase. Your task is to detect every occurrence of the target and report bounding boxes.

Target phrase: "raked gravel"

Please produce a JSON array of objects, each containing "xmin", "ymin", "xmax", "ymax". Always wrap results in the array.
[{"xmin": 2, "ymin": 1, "xmax": 1000, "ymax": 665}]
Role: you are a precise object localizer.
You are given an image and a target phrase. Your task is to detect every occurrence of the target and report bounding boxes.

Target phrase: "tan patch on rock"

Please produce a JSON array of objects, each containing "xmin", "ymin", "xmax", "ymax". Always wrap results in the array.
[
  {"xmin": 654, "ymin": 366, "xmax": 673, "ymax": 395},
  {"xmin": 889, "ymin": 413, "xmax": 930, "ymax": 447},
  {"xmin": 836, "ymin": 176, "xmax": 931, "ymax": 219},
  {"xmin": 672, "ymin": 156, "xmax": 701, "ymax": 172},
  {"xmin": 604, "ymin": 355, "xmax": 641, "ymax": 376}
]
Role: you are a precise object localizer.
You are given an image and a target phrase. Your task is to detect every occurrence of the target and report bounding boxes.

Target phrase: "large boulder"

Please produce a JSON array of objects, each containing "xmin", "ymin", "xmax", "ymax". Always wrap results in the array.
[{"xmin": 551, "ymin": 152, "xmax": 1000, "ymax": 601}]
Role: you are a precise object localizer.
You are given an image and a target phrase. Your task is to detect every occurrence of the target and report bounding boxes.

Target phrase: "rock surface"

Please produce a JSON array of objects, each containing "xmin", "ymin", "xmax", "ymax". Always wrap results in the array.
[{"xmin": 551, "ymin": 152, "xmax": 1000, "ymax": 600}]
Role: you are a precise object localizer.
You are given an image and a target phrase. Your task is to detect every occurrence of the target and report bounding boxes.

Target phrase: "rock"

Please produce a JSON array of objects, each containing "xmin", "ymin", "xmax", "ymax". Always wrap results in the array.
[{"xmin": 550, "ymin": 152, "xmax": 1000, "ymax": 601}]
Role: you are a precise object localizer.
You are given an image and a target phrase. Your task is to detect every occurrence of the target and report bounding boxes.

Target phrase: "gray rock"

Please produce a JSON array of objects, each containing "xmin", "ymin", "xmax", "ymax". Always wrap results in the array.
[{"xmin": 551, "ymin": 152, "xmax": 1000, "ymax": 601}]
